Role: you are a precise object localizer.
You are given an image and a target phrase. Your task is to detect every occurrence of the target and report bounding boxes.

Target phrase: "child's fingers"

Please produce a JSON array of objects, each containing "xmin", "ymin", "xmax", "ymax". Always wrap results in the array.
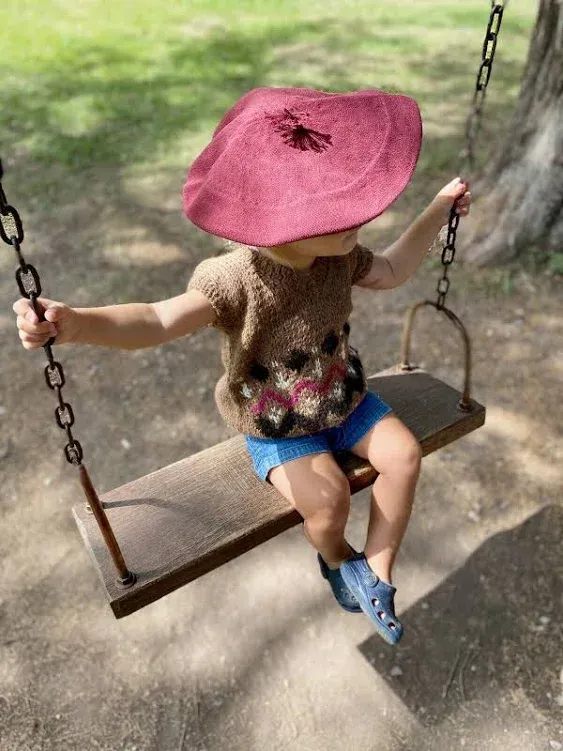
[
  {"xmin": 450, "ymin": 176, "xmax": 466, "ymax": 188},
  {"xmin": 438, "ymin": 177, "xmax": 469, "ymax": 205},
  {"xmin": 450, "ymin": 177, "xmax": 469, "ymax": 197},
  {"xmin": 13, "ymin": 298, "xmax": 39, "ymax": 323},
  {"xmin": 44, "ymin": 302, "xmax": 66, "ymax": 323},
  {"xmin": 457, "ymin": 194, "xmax": 471, "ymax": 212},
  {"xmin": 16, "ymin": 314, "xmax": 55, "ymax": 336},
  {"xmin": 455, "ymin": 189, "xmax": 471, "ymax": 204},
  {"xmin": 12, "ymin": 296, "xmax": 57, "ymax": 322},
  {"xmin": 18, "ymin": 328, "xmax": 49, "ymax": 348},
  {"xmin": 19, "ymin": 328, "xmax": 48, "ymax": 342}
]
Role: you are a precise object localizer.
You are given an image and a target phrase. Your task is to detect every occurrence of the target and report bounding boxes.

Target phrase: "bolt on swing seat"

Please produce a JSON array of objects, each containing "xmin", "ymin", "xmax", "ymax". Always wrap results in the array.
[{"xmin": 72, "ymin": 301, "xmax": 485, "ymax": 618}]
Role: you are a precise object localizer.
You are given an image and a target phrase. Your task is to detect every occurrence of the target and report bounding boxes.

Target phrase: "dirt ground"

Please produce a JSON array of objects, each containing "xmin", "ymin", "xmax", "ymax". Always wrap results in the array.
[{"xmin": 0, "ymin": 166, "xmax": 562, "ymax": 751}]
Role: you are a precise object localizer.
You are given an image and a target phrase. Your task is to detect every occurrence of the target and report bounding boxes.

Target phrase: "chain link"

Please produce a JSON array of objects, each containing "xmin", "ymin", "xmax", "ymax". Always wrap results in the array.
[
  {"xmin": 0, "ymin": 159, "xmax": 84, "ymax": 466},
  {"xmin": 461, "ymin": 1, "xmax": 507, "ymax": 174},
  {"xmin": 436, "ymin": 0, "xmax": 507, "ymax": 311}
]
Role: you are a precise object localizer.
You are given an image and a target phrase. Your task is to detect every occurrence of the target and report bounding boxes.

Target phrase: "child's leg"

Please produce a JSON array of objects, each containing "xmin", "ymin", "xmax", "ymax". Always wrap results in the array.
[
  {"xmin": 349, "ymin": 414, "xmax": 422, "ymax": 584},
  {"xmin": 268, "ymin": 452, "xmax": 354, "ymax": 568}
]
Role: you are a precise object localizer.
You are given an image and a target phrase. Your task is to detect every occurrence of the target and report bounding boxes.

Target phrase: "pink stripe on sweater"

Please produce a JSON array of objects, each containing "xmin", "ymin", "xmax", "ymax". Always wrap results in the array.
[{"xmin": 251, "ymin": 362, "xmax": 346, "ymax": 414}]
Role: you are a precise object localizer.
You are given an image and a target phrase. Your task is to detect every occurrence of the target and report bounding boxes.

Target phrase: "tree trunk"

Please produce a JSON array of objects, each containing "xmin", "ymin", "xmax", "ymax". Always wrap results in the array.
[{"xmin": 460, "ymin": 0, "xmax": 563, "ymax": 266}]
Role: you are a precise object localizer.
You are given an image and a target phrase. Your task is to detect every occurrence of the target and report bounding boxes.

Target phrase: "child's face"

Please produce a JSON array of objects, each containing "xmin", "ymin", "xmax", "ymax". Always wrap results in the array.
[{"xmin": 274, "ymin": 226, "xmax": 363, "ymax": 259}]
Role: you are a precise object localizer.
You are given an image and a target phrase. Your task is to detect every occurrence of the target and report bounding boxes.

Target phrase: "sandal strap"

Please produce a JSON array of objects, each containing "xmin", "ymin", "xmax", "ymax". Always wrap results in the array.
[
  {"xmin": 340, "ymin": 553, "xmax": 403, "ymax": 643},
  {"xmin": 317, "ymin": 552, "xmax": 361, "ymax": 612}
]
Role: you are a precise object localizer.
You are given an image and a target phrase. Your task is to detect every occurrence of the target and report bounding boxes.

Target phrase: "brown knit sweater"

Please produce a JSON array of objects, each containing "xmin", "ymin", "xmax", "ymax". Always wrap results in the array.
[{"xmin": 187, "ymin": 243, "xmax": 374, "ymax": 439}]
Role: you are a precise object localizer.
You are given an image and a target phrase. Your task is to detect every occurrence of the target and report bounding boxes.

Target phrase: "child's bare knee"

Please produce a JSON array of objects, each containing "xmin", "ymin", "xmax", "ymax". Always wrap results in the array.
[
  {"xmin": 402, "ymin": 436, "xmax": 422, "ymax": 474},
  {"xmin": 376, "ymin": 433, "xmax": 421, "ymax": 478},
  {"xmin": 309, "ymin": 474, "xmax": 350, "ymax": 527},
  {"xmin": 392, "ymin": 440, "xmax": 421, "ymax": 479}
]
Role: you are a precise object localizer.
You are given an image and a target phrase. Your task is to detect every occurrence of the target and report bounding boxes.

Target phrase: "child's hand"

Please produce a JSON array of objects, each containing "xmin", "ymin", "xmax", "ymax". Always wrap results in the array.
[
  {"xmin": 430, "ymin": 177, "xmax": 471, "ymax": 227},
  {"xmin": 13, "ymin": 297, "xmax": 80, "ymax": 350}
]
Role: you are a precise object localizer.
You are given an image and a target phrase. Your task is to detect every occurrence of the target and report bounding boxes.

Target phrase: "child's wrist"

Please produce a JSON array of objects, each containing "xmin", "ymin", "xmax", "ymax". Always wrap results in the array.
[
  {"xmin": 70, "ymin": 308, "xmax": 85, "ymax": 344},
  {"xmin": 426, "ymin": 198, "xmax": 452, "ymax": 229}
]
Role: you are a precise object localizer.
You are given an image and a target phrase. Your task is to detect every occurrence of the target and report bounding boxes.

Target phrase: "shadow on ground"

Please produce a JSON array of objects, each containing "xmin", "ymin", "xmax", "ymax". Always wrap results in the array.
[{"xmin": 361, "ymin": 504, "xmax": 563, "ymax": 728}]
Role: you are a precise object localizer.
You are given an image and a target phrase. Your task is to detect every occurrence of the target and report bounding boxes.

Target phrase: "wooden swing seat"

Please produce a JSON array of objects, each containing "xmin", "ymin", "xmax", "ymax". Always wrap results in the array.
[{"xmin": 72, "ymin": 366, "xmax": 485, "ymax": 619}]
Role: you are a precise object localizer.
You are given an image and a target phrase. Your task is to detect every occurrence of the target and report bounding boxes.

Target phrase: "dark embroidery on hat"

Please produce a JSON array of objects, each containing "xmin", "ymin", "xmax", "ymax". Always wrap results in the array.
[{"xmin": 265, "ymin": 108, "xmax": 333, "ymax": 153}]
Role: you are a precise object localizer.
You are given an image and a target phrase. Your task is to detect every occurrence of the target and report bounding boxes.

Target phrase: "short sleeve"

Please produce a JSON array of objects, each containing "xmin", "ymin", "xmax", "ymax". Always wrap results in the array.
[
  {"xmin": 187, "ymin": 255, "xmax": 244, "ymax": 331},
  {"xmin": 348, "ymin": 243, "xmax": 374, "ymax": 285}
]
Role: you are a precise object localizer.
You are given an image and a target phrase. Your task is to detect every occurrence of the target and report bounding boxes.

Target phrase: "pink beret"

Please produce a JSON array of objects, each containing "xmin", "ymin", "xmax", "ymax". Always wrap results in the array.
[{"xmin": 183, "ymin": 86, "xmax": 422, "ymax": 246}]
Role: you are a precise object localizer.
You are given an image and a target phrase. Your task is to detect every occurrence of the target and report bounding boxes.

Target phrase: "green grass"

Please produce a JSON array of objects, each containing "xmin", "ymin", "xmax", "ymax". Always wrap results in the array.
[{"xmin": 1, "ymin": 0, "xmax": 536, "ymax": 182}]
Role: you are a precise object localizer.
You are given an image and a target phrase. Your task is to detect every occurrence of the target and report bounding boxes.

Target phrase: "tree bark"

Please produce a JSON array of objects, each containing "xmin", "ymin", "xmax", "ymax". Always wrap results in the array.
[{"xmin": 460, "ymin": 0, "xmax": 563, "ymax": 266}]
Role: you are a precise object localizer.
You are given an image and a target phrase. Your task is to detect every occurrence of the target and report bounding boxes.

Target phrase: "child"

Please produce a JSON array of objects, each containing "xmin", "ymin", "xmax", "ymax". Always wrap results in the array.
[{"xmin": 13, "ymin": 86, "xmax": 470, "ymax": 645}]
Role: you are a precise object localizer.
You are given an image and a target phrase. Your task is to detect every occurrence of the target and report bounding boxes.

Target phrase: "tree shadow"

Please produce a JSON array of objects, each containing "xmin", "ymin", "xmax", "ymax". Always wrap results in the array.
[
  {"xmin": 1, "ymin": 7, "xmax": 532, "ymax": 173},
  {"xmin": 359, "ymin": 504, "xmax": 563, "ymax": 727}
]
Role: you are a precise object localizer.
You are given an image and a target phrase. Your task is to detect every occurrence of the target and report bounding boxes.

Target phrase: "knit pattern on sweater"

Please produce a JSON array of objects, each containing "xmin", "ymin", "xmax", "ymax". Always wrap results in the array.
[{"xmin": 187, "ymin": 243, "xmax": 374, "ymax": 439}]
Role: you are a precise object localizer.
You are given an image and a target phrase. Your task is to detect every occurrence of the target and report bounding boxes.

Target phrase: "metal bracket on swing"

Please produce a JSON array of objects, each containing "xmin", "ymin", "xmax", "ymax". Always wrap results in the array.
[{"xmin": 399, "ymin": 299, "xmax": 473, "ymax": 413}]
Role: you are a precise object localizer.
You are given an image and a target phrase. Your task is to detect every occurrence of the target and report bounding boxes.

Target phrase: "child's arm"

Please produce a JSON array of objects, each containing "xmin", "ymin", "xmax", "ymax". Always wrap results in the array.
[
  {"xmin": 13, "ymin": 290, "xmax": 216, "ymax": 351},
  {"xmin": 357, "ymin": 177, "xmax": 471, "ymax": 291}
]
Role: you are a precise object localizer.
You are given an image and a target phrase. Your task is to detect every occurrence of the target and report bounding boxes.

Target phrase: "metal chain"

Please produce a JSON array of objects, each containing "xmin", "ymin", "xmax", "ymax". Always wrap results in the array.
[
  {"xmin": 436, "ymin": 204, "xmax": 461, "ymax": 310},
  {"xmin": 436, "ymin": 0, "xmax": 507, "ymax": 310},
  {"xmin": 0, "ymin": 159, "xmax": 84, "ymax": 465},
  {"xmin": 463, "ymin": 0, "xmax": 507, "ymax": 174}
]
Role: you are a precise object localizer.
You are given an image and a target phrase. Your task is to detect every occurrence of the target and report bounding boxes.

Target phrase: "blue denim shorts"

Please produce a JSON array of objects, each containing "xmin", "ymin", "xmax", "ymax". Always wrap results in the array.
[{"xmin": 244, "ymin": 391, "xmax": 392, "ymax": 482}]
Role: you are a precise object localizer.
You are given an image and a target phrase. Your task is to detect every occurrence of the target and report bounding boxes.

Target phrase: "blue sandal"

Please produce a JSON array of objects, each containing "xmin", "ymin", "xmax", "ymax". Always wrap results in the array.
[
  {"xmin": 317, "ymin": 550, "xmax": 362, "ymax": 613},
  {"xmin": 340, "ymin": 552, "xmax": 404, "ymax": 644}
]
